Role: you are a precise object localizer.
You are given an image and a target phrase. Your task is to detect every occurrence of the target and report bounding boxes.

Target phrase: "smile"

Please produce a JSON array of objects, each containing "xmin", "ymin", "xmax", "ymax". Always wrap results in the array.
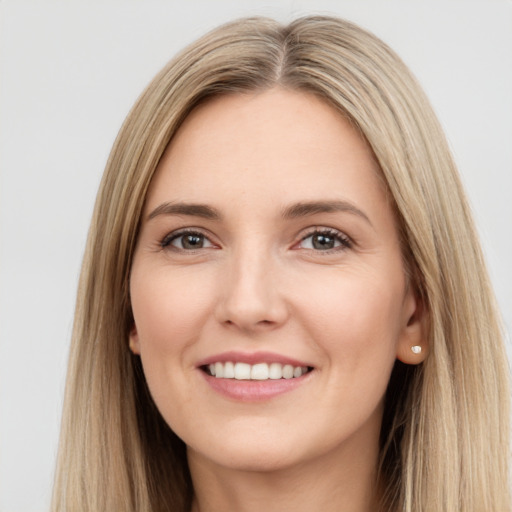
[
  {"xmin": 197, "ymin": 352, "xmax": 315, "ymax": 401},
  {"xmin": 205, "ymin": 362, "xmax": 311, "ymax": 380}
]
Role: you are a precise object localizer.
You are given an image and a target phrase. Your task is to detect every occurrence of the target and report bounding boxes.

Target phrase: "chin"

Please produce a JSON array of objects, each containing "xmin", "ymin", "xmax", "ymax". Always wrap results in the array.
[
  {"xmin": 184, "ymin": 422, "xmax": 309, "ymax": 473},
  {"xmin": 189, "ymin": 443, "xmax": 302, "ymax": 473}
]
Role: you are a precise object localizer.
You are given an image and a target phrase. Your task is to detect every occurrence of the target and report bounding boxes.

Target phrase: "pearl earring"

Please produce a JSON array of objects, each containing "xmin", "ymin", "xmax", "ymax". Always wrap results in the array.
[{"xmin": 411, "ymin": 345, "xmax": 422, "ymax": 354}]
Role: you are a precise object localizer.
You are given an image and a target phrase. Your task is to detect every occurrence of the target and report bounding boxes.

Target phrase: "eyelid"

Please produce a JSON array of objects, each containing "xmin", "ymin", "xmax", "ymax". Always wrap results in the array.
[
  {"xmin": 160, "ymin": 227, "xmax": 218, "ymax": 251},
  {"xmin": 294, "ymin": 226, "xmax": 353, "ymax": 251},
  {"xmin": 158, "ymin": 225, "xmax": 352, "ymax": 253}
]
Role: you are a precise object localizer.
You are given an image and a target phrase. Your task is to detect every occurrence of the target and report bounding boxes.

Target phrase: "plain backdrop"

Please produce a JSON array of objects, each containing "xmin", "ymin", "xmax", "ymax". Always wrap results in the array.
[{"xmin": 1, "ymin": 1, "xmax": 511, "ymax": 511}]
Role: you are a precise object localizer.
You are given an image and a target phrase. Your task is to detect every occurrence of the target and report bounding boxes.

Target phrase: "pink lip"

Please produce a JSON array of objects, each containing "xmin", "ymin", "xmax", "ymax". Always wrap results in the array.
[
  {"xmin": 196, "ymin": 351, "xmax": 311, "ymax": 368},
  {"xmin": 200, "ymin": 371, "xmax": 312, "ymax": 402},
  {"xmin": 196, "ymin": 351, "xmax": 314, "ymax": 402}
]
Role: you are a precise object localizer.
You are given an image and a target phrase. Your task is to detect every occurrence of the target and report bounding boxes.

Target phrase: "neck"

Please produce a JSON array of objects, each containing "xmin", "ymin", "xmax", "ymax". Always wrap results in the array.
[{"xmin": 188, "ymin": 425, "xmax": 382, "ymax": 512}]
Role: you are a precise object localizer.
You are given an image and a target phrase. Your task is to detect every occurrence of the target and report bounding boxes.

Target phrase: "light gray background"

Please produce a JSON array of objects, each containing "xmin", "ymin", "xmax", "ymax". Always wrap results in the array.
[{"xmin": 1, "ymin": 1, "xmax": 511, "ymax": 511}]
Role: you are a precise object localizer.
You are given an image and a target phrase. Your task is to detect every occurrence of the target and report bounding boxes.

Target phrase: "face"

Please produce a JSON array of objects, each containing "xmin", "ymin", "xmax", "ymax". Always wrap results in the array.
[{"xmin": 129, "ymin": 88, "xmax": 425, "ymax": 473}]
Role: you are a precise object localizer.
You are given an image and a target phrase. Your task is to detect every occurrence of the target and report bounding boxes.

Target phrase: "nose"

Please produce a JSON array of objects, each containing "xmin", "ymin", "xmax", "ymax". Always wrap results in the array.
[{"xmin": 214, "ymin": 248, "xmax": 289, "ymax": 333}]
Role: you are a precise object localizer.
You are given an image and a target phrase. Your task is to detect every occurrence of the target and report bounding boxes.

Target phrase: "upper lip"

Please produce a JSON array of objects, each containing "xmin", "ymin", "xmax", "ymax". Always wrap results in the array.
[{"xmin": 196, "ymin": 351, "xmax": 313, "ymax": 368}]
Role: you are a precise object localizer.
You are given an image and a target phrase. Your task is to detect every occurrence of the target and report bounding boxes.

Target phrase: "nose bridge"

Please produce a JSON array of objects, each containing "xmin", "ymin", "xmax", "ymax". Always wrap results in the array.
[{"xmin": 216, "ymin": 239, "xmax": 287, "ymax": 330}]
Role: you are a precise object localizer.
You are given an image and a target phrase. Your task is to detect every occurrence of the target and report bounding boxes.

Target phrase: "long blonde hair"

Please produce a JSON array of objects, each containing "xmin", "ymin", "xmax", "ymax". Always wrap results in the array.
[{"xmin": 52, "ymin": 16, "xmax": 510, "ymax": 511}]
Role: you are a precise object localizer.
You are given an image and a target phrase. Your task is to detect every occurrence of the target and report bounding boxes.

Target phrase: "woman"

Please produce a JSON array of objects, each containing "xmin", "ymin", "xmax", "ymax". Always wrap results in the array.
[{"xmin": 51, "ymin": 16, "xmax": 510, "ymax": 512}]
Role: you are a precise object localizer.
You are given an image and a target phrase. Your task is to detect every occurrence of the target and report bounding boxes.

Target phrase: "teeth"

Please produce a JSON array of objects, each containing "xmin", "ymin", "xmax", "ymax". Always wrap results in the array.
[
  {"xmin": 282, "ymin": 364, "xmax": 294, "ymax": 379},
  {"xmin": 269, "ymin": 362, "xmax": 282, "ymax": 379},
  {"xmin": 208, "ymin": 362, "xmax": 309, "ymax": 380},
  {"xmin": 224, "ymin": 361, "xmax": 235, "ymax": 378},
  {"xmin": 234, "ymin": 362, "xmax": 251, "ymax": 380},
  {"xmin": 214, "ymin": 362, "xmax": 224, "ymax": 378},
  {"xmin": 251, "ymin": 363, "xmax": 269, "ymax": 380}
]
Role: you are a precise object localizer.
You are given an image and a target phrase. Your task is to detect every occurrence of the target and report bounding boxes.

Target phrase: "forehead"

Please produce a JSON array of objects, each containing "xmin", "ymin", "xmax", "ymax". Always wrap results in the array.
[{"xmin": 145, "ymin": 88, "xmax": 385, "ymax": 214}]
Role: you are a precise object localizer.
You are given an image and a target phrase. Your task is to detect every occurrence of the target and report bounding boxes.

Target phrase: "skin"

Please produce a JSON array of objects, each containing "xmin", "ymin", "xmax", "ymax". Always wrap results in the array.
[{"xmin": 129, "ymin": 88, "xmax": 426, "ymax": 512}]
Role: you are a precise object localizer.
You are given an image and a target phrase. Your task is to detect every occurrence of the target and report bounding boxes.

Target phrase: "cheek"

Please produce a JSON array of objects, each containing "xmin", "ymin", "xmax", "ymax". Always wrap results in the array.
[
  {"xmin": 130, "ymin": 265, "xmax": 215, "ymax": 353},
  {"xmin": 296, "ymin": 268, "xmax": 405, "ymax": 370},
  {"xmin": 129, "ymin": 266, "xmax": 217, "ymax": 428},
  {"xmin": 304, "ymin": 276, "xmax": 403, "ymax": 433}
]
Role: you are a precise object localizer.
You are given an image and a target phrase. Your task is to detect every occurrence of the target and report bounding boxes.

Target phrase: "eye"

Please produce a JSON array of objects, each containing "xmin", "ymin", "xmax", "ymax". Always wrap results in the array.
[
  {"xmin": 298, "ymin": 229, "xmax": 351, "ymax": 251},
  {"xmin": 161, "ymin": 230, "xmax": 215, "ymax": 251}
]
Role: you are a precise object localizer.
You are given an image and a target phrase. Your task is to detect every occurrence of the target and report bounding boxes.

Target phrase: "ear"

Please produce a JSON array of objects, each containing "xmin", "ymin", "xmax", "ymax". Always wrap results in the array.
[
  {"xmin": 396, "ymin": 286, "xmax": 428, "ymax": 365},
  {"xmin": 129, "ymin": 324, "xmax": 141, "ymax": 355}
]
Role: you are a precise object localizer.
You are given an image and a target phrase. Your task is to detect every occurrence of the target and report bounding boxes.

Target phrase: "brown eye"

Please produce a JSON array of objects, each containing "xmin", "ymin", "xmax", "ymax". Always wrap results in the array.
[
  {"xmin": 179, "ymin": 234, "xmax": 206, "ymax": 249},
  {"xmin": 299, "ymin": 229, "xmax": 351, "ymax": 251},
  {"xmin": 162, "ymin": 231, "xmax": 214, "ymax": 250},
  {"xmin": 311, "ymin": 233, "xmax": 336, "ymax": 250}
]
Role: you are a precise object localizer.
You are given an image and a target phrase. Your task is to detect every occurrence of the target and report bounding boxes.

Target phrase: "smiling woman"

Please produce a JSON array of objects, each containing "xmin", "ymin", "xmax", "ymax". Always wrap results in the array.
[
  {"xmin": 129, "ymin": 90, "xmax": 422, "ymax": 501},
  {"xmin": 51, "ymin": 16, "xmax": 510, "ymax": 512}
]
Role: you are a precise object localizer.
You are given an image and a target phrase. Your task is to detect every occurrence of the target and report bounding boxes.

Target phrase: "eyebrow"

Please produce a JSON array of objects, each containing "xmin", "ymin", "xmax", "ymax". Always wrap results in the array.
[
  {"xmin": 281, "ymin": 200, "xmax": 372, "ymax": 226},
  {"xmin": 147, "ymin": 199, "xmax": 372, "ymax": 226},
  {"xmin": 147, "ymin": 202, "xmax": 221, "ymax": 221}
]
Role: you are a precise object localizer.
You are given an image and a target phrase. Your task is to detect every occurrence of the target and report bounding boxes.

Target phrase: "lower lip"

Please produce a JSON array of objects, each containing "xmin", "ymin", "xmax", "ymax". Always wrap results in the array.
[{"xmin": 200, "ymin": 371, "xmax": 312, "ymax": 402}]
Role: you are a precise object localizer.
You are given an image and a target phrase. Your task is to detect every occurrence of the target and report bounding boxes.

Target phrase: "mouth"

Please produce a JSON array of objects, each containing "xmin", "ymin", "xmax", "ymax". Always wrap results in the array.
[
  {"xmin": 201, "ymin": 362, "xmax": 314, "ymax": 380},
  {"xmin": 197, "ymin": 352, "xmax": 315, "ymax": 401}
]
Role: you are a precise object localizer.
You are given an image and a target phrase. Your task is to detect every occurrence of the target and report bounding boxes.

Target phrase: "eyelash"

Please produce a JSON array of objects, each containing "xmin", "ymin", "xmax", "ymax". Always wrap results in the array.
[
  {"xmin": 160, "ymin": 229, "xmax": 213, "ymax": 251},
  {"xmin": 159, "ymin": 227, "xmax": 352, "ymax": 253},
  {"xmin": 297, "ymin": 228, "xmax": 352, "ymax": 253}
]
